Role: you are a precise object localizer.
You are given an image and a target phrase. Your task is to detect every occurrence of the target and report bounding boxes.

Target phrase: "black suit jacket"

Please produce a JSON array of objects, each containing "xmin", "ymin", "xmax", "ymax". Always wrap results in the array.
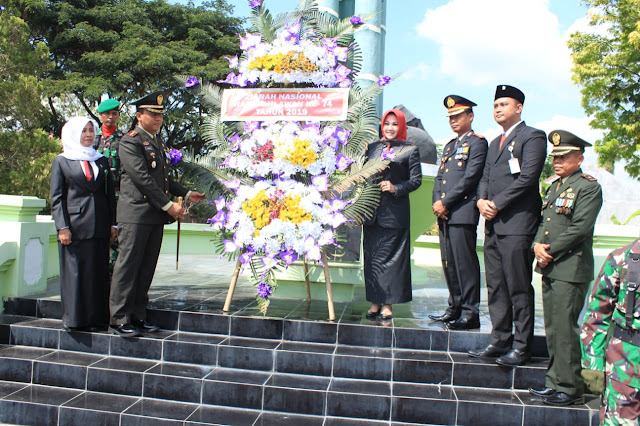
[
  {"xmin": 50, "ymin": 156, "xmax": 116, "ymax": 240},
  {"xmin": 365, "ymin": 141, "xmax": 422, "ymax": 229},
  {"xmin": 477, "ymin": 122, "xmax": 547, "ymax": 235},
  {"xmin": 117, "ymin": 126, "xmax": 188, "ymax": 225},
  {"xmin": 433, "ymin": 132, "xmax": 488, "ymax": 225}
]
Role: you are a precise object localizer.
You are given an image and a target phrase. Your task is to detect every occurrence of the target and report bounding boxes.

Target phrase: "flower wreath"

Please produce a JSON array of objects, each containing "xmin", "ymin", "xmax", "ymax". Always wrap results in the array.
[{"xmin": 181, "ymin": 0, "xmax": 395, "ymax": 315}]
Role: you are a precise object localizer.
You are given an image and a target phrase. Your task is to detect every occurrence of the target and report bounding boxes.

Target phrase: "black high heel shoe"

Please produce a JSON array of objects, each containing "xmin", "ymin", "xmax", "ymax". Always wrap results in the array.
[{"xmin": 365, "ymin": 310, "xmax": 380, "ymax": 320}]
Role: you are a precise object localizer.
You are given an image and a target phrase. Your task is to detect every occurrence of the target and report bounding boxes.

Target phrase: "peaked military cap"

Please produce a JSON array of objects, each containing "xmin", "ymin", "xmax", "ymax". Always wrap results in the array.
[
  {"xmin": 548, "ymin": 129, "xmax": 592, "ymax": 156},
  {"xmin": 443, "ymin": 95, "xmax": 477, "ymax": 117},
  {"xmin": 131, "ymin": 91, "xmax": 166, "ymax": 114},
  {"xmin": 97, "ymin": 99, "xmax": 121, "ymax": 113},
  {"xmin": 495, "ymin": 84, "xmax": 525, "ymax": 104}
]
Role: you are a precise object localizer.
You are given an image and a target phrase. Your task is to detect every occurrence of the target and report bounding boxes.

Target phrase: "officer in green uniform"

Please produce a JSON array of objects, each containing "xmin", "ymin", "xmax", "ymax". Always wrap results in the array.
[
  {"xmin": 94, "ymin": 99, "xmax": 124, "ymax": 274},
  {"xmin": 109, "ymin": 91, "xmax": 205, "ymax": 337},
  {"xmin": 582, "ymin": 239, "xmax": 640, "ymax": 425},
  {"xmin": 528, "ymin": 130, "xmax": 603, "ymax": 406}
]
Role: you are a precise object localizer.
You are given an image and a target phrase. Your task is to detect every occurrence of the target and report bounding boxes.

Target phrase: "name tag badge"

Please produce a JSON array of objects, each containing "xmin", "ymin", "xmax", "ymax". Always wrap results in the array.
[{"xmin": 509, "ymin": 157, "xmax": 521, "ymax": 174}]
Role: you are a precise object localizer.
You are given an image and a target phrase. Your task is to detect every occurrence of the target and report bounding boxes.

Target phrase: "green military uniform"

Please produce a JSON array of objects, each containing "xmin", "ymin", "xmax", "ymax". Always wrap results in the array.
[
  {"xmin": 109, "ymin": 91, "xmax": 188, "ymax": 328},
  {"xmin": 94, "ymin": 99, "xmax": 124, "ymax": 274},
  {"xmin": 582, "ymin": 239, "xmax": 640, "ymax": 425},
  {"xmin": 533, "ymin": 130, "xmax": 603, "ymax": 401}
]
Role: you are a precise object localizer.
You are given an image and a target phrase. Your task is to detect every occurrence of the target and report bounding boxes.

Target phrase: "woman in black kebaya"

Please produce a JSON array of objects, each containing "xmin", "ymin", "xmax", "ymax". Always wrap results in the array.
[{"xmin": 363, "ymin": 109, "xmax": 422, "ymax": 320}]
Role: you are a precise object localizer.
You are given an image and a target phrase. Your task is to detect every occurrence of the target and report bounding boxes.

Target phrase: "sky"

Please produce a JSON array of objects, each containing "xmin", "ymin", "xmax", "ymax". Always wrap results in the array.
[{"xmin": 199, "ymin": 0, "xmax": 596, "ymax": 146}]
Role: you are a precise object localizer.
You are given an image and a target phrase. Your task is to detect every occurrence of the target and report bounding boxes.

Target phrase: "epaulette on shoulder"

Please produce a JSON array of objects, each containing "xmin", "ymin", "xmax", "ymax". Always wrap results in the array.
[
  {"xmin": 471, "ymin": 132, "xmax": 486, "ymax": 139},
  {"xmin": 582, "ymin": 173, "xmax": 597, "ymax": 182},
  {"xmin": 126, "ymin": 130, "xmax": 138, "ymax": 137}
]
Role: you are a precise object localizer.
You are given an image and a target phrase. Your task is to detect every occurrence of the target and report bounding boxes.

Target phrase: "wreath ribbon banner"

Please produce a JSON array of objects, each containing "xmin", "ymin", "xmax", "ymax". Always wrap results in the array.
[{"xmin": 221, "ymin": 88, "xmax": 349, "ymax": 121}]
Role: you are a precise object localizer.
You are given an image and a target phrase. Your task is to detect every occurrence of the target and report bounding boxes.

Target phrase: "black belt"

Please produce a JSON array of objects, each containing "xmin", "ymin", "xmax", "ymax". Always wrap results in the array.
[{"xmin": 614, "ymin": 324, "xmax": 640, "ymax": 346}]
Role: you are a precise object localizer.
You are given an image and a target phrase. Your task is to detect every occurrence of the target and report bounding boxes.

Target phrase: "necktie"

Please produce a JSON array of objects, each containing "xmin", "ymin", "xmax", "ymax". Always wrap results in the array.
[
  {"xmin": 82, "ymin": 161, "xmax": 93, "ymax": 182},
  {"xmin": 499, "ymin": 133, "xmax": 507, "ymax": 150}
]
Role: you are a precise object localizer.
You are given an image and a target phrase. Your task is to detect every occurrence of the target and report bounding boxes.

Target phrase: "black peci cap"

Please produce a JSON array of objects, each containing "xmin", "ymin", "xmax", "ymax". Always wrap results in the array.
[{"xmin": 495, "ymin": 85, "xmax": 525, "ymax": 104}]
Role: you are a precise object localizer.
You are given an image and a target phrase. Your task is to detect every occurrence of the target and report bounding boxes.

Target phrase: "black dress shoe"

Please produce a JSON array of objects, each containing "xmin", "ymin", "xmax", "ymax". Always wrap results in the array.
[
  {"xmin": 447, "ymin": 316, "xmax": 480, "ymax": 330},
  {"xmin": 496, "ymin": 348, "xmax": 531, "ymax": 366},
  {"xmin": 110, "ymin": 324, "xmax": 142, "ymax": 337},
  {"xmin": 543, "ymin": 392, "xmax": 584, "ymax": 406},
  {"xmin": 468, "ymin": 344, "xmax": 510, "ymax": 358},
  {"xmin": 132, "ymin": 320, "xmax": 159, "ymax": 333},
  {"xmin": 529, "ymin": 387, "xmax": 556, "ymax": 397},
  {"xmin": 428, "ymin": 312, "xmax": 461, "ymax": 322}
]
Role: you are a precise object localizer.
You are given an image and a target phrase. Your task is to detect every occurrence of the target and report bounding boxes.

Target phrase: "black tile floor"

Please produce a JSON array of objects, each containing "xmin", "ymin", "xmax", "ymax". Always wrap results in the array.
[{"xmin": 0, "ymin": 254, "xmax": 600, "ymax": 425}]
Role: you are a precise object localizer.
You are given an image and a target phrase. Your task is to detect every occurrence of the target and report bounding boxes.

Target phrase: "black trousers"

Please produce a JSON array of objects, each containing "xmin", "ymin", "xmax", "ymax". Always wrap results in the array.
[
  {"xmin": 438, "ymin": 221, "xmax": 480, "ymax": 318},
  {"xmin": 109, "ymin": 223, "xmax": 164, "ymax": 325},
  {"xmin": 484, "ymin": 232, "xmax": 535, "ymax": 351}
]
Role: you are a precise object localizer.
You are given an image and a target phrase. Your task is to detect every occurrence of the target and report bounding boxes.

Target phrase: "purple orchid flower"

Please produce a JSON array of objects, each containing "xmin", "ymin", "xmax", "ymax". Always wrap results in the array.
[
  {"xmin": 335, "ymin": 154, "xmax": 353, "ymax": 171},
  {"xmin": 214, "ymin": 196, "xmax": 226, "ymax": 210},
  {"xmin": 261, "ymin": 256, "xmax": 278, "ymax": 270},
  {"xmin": 184, "ymin": 77, "xmax": 200, "ymax": 88},
  {"xmin": 281, "ymin": 19, "xmax": 301, "ymax": 43},
  {"xmin": 239, "ymin": 251, "xmax": 255, "ymax": 265},
  {"xmin": 312, "ymin": 174, "xmax": 328, "ymax": 192},
  {"xmin": 350, "ymin": 16, "xmax": 364, "ymax": 25},
  {"xmin": 223, "ymin": 179, "xmax": 241, "ymax": 191},
  {"xmin": 218, "ymin": 72, "xmax": 239, "ymax": 85},
  {"xmin": 224, "ymin": 55, "xmax": 239, "ymax": 69},
  {"xmin": 244, "ymin": 121, "xmax": 260, "ymax": 132},
  {"xmin": 338, "ymin": 78, "xmax": 352, "ymax": 88},
  {"xmin": 168, "ymin": 149, "xmax": 183, "ymax": 165},
  {"xmin": 334, "ymin": 64, "xmax": 351, "ymax": 82},
  {"xmin": 322, "ymin": 38, "xmax": 338, "ymax": 50},
  {"xmin": 206, "ymin": 210, "xmax": 226, "ymax": 230},
  {"xmin": 318, "ymin": 229, "xmax": 334, "ymax": 246},
  {"xmin": 257, "ymin": 283, "xmax": 272, "ymax": 299},
  {"xmin": 249, "ymin": 0, "xmax": 261, "ymax": 8},
  {"xmin": 334, "ymin": 47, "xmax": 348, "ymax": 62},
  {"xmin": 331, "ymin": 212, "xmax": 348, "ymax": 228},
  {"xmin": 239, "ymin": 32, "xmax": 262, "ymax": 50},
  {"xmin": 330, "ymin": 198, "xmax": 348, "ymax": 211},
  {"xmin": 279, "ymin": 249, "xmax": 298, "ymax": 265},
  {"xmin": 222, "ymin": 155, "xmax": 239, "ymax": 168},
  {"xmin": 223, "ymin": 240, "xmax": 237, "ymax": 252},
  {"xmin": 336, "ymin": 128, "xmax": 351, "ymax": 144},
  {"xmin": 381, "ymin": 148, "xmax": 396, "ymax": 161},
  {"xmin": 302, "ymin": 121, "xmax": 320, "ymax": 131},
  {"xmin": 377, "ymin": 75, "xmax": 392, "ymax": 86}
]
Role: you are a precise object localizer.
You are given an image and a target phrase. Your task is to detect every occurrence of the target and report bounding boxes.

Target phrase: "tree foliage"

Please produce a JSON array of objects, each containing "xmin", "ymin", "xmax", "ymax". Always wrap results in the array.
[
  {"xmin": 2, "ymin": 0, "xmax": 243, "ymax": 148},
  {"xmin": 0, "ymin": 130, "xmax": 61, "ymax": 207},
  {"xmin": 568, "ymin": 0, "xmax": 640, "ymax": 178},
  {"xmin": 0, "ymin": 11, "xmax": 52, "ymax": 129},
  {"xmin": 0, "ymin": 11, "xmax": 59, "ymax": 210}
]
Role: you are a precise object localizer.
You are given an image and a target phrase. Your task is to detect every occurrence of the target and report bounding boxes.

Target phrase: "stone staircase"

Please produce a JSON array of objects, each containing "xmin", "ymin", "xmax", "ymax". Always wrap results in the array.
[{"xmin": 0, "ymin": 296, "xmax": 598, "ymax": 425}]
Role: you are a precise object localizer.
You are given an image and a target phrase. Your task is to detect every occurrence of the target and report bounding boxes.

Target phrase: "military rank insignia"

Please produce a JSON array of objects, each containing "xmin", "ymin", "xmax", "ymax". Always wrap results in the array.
[{"xmin": 126, "ymin": 130, "xmax": 138, "ymax": 137}]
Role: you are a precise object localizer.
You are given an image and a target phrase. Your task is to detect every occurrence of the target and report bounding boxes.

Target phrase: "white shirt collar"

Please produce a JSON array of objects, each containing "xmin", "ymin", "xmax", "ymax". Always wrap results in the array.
[{"xmin": 503, "ymin": 121, "xmax": 523, "ymax": 138}]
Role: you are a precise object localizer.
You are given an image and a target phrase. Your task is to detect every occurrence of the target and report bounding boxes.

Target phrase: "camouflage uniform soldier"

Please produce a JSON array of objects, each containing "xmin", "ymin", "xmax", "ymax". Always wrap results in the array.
[
  {"xmin": 93, "ymin": 99, "xmax": 123, "ymax": 273},
  {"xmin": 581, "ymin": 239, "xmax": 640, "ymax": 425}
]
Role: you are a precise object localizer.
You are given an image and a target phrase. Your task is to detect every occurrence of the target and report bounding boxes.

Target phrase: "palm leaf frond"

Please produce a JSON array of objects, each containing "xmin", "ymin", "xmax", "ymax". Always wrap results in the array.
[
  {"xmin": 340, "ymin": 181, "xmax": 381, "ymax": 225},
  {"xmin": 330, "ymin": 157, "xmax": 389, "ymax": 193}
]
